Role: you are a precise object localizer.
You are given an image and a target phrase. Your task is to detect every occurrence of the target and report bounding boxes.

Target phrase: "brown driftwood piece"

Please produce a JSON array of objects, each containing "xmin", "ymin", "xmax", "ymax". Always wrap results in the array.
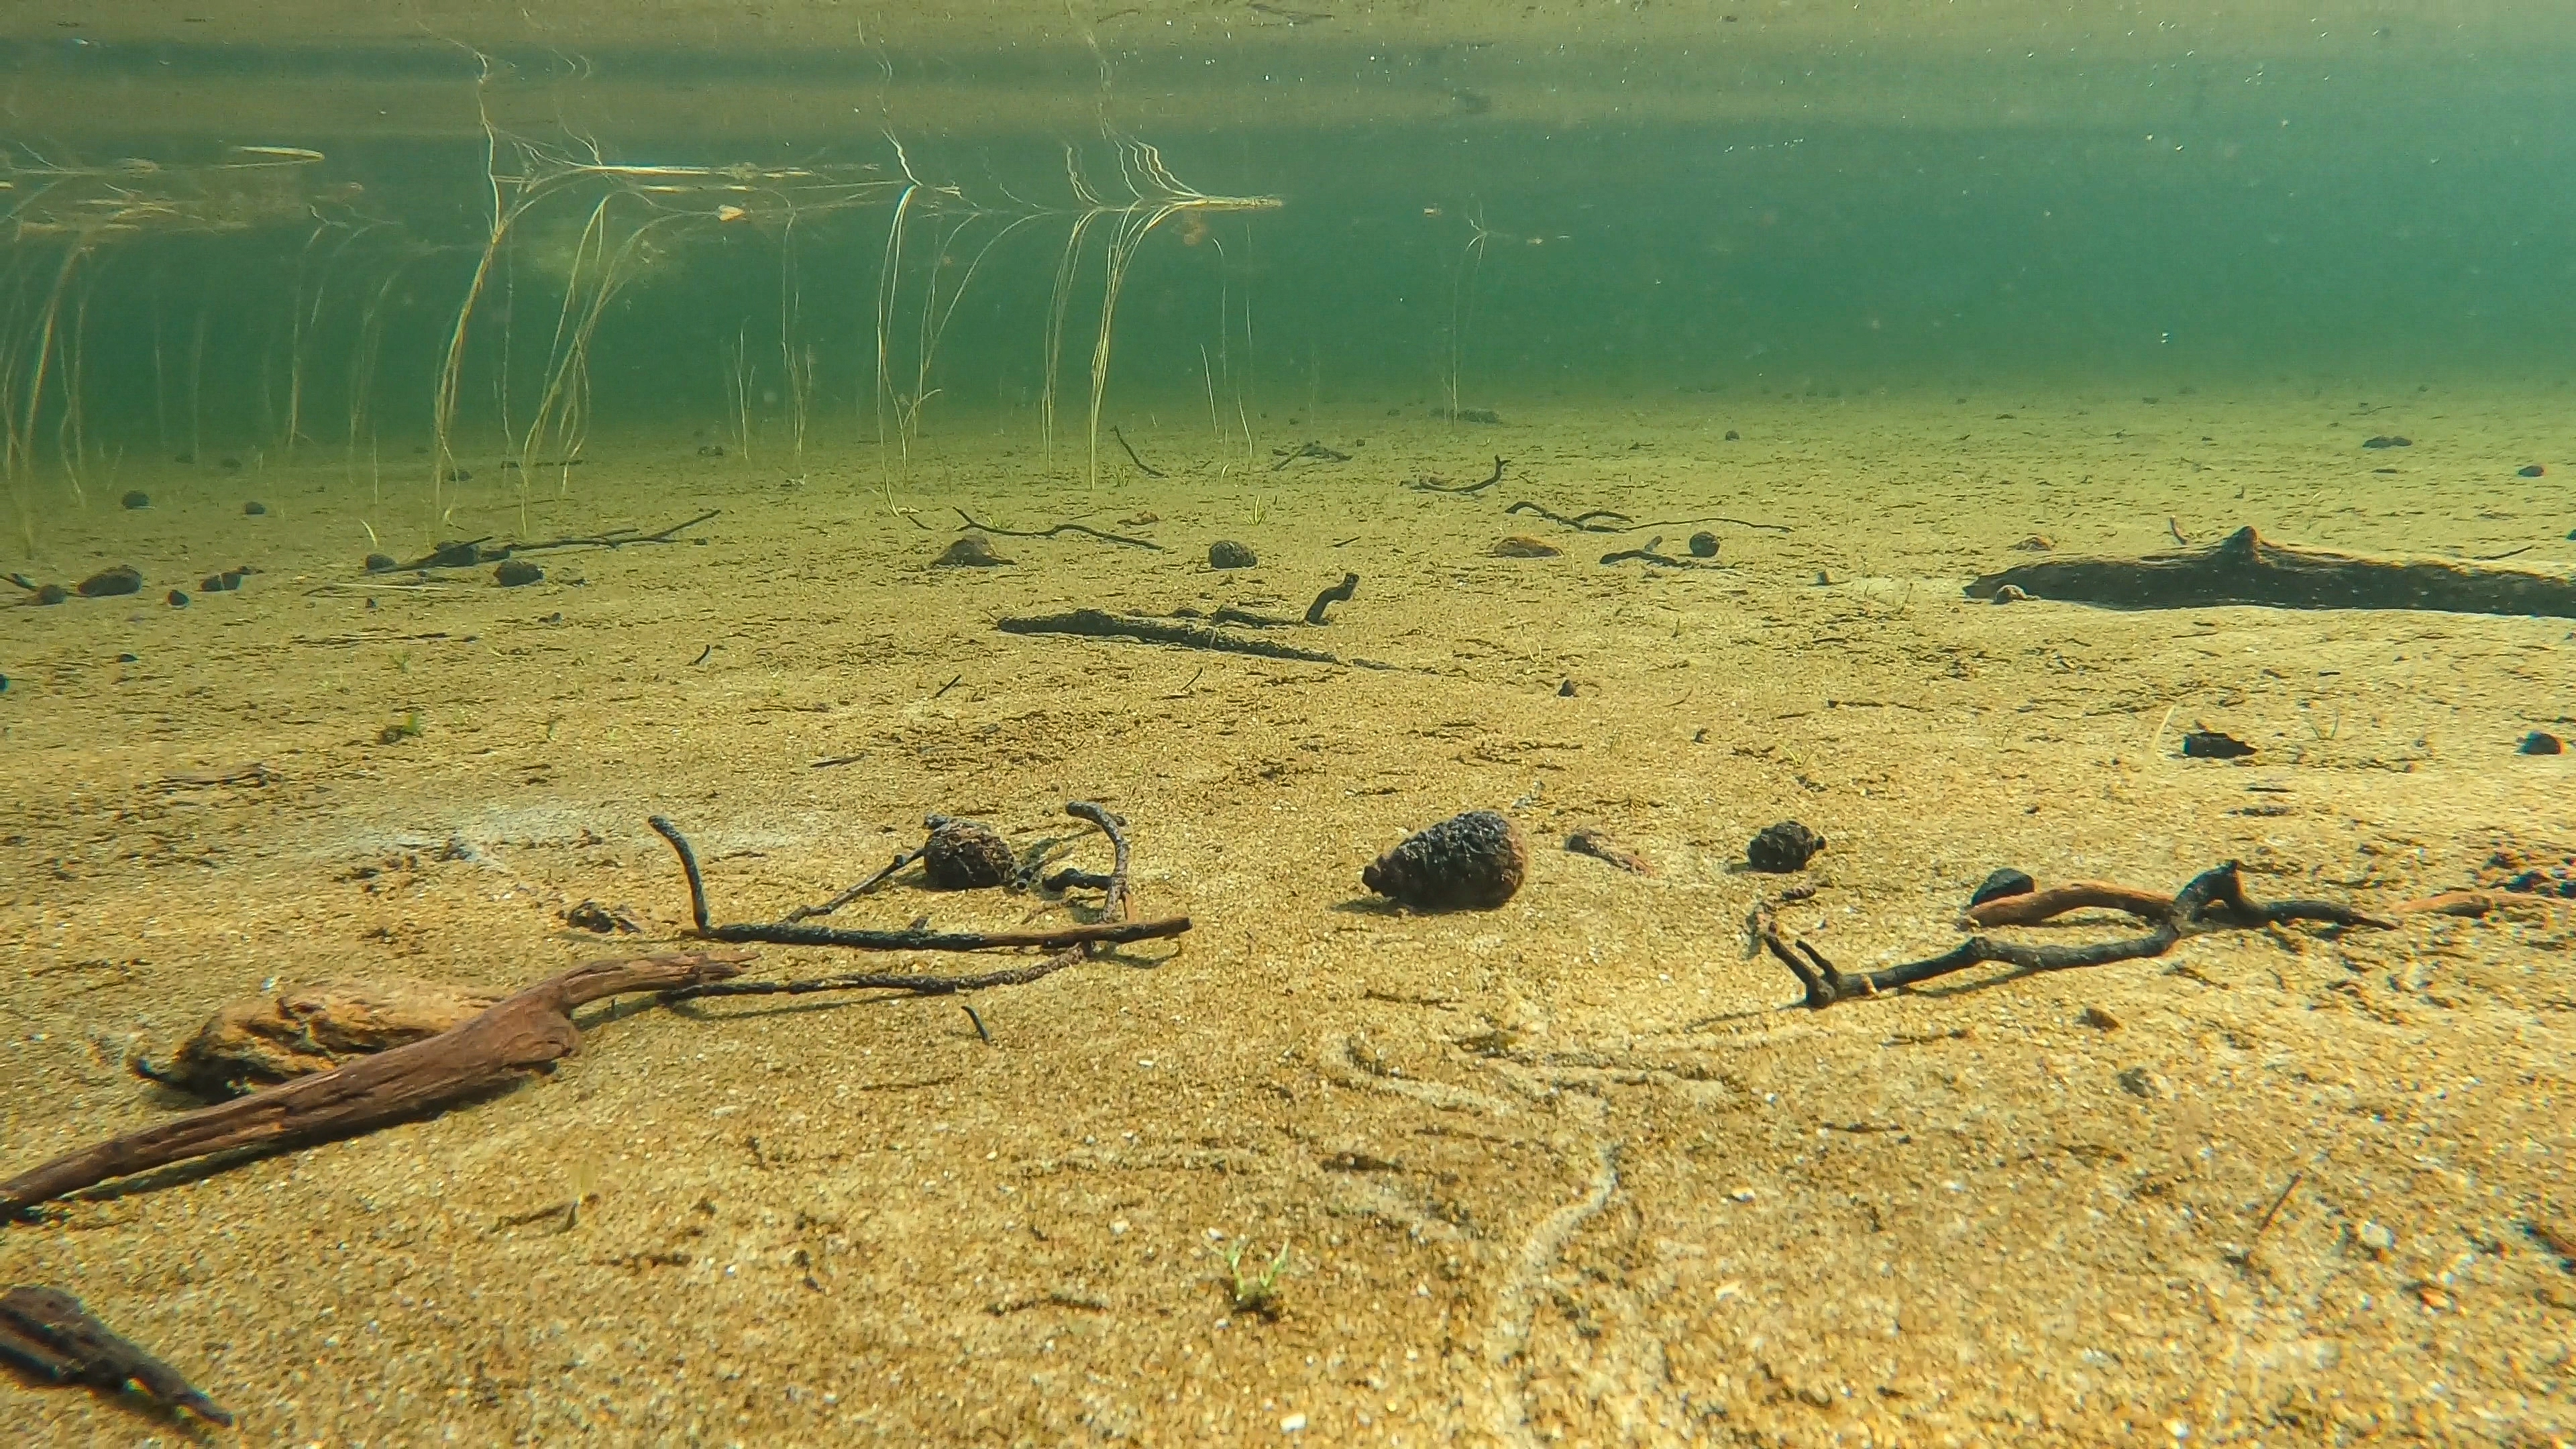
[
  {"xmin": 1566, "ymin": 828, "xmax": 1654, "ymax": 876},
  {"xmin": 996, "ymin": 608, "xmax": 1375, "ymax": 667},
  {"xmin": 1765, "ymin": 862, "xmax": 2390, "ymax": 1009},
  {"xmin": 0, "ymin": 1285, "xmax": 231, "ymax": 1425},
  {"xmin": 663, "ymin": 803, "xmax": 1163, "ymax": 1003},
  {"xmin": 1966, "ymin": 525, "xmax": 2576, "ymax": 618},
  {"xmin": 131, "ymin": 977, "xmax": 505, "ymax": 1098},
  {"xmin": 0, "ymin": 950, "xmax": 750, "ymax": 1216},
  {"xmin": 1962, "ymin": 881, "xmax": 2184, "ymax": 929}
]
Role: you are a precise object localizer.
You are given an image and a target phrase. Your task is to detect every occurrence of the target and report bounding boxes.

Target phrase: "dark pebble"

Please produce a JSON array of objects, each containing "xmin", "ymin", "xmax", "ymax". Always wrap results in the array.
[
  {"xmin": 1687, "ymin": 531, "xmax": 1719, "ymax": 558},
  {"xmin": 934, "ymin": 534, "xmax": 1010, "ymax": 568},
  {"xmin": 697, "ymin": 443, "xmax": 727, "ymax": 457},
  {"xmin": 1724, "ymin": 429, "xmax": 1741, "ymax": 440},
  {"xmin": 1746, "ymin": 820, "xmax": 1826, "ymax": 873},
  {"xmin": 1970, "ymin": 867, "xmax": 2036, "ymax": 907},
  {"xmin": 2517, "ymin": 464, "xmax": 2545, "ymax": 478},
  {"xmin": 443, "ymin": 468, "xmax": 471, "ymax": 483},
  {"xmin": 34, "ymin": 583, "xmax": 68, "ymax": 605},
  {"xmin": 1363, "ymin": 810, "xmax": 1527, "ymax": 911},
  {"xmin": 363, "ymin": 553, "xmax": 398, "ymax": 574},
  {"xmin": 2360, "ymin": 435, "xmax": 2411, "ymax": 449},
  {"xmin": 199, "ymin": 572, "xmax": 241, "ymax": 593},
  {"xmin": 1557, "ymin": 679, "xmax": 1576, "ymax": 697},
  {"xmin": 119, "ymin": 490, "xmax": 150, "ymax": 510},
  {"xmin": 244, "ymin": 500, "xmax": 268, "ymax": 515},
  {"xmin": 2180, "ymin": 728, "xmax": 2255, "ymax": 759},
  {"xmin": 76, "ymin": 565, "xmax": 144, "ymax": 598},
  {"xmin": 494, "ymin": 559, "xmax": 544, "ymax": 587},
  {"xmin": 2520, "ymin": 731, "xmax": 2565, "ymax": 755},
  {"xmin": 166, "ymin": 590, "xmax": 189, "ymax": 608},
  {"xmin": 422, "ymin": 540, "xmax": 485, "ymax": 569},
  {"xmin": 116, "ymin": 652, "xmax": 138, "ymax": 663},
  {"xmin": 1209, "ymin": 540, "xmax": 1258, "ymax": 569},
  {"xmin": 0, "ymin": 673, "xmax": 8, "ymax": 691}
]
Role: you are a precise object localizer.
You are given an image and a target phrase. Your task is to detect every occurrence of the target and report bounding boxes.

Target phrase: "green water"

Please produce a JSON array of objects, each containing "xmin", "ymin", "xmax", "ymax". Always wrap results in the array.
[{"xmin": 7, "ymin": 24, "xmax": 2575, "ymax": 505}]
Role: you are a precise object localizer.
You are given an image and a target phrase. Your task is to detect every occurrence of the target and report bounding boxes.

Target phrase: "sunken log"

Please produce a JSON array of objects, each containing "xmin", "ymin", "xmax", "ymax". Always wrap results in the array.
[{"xmin": 1964, "ymin": 526, "xmax": 2576, "ymax": 619}]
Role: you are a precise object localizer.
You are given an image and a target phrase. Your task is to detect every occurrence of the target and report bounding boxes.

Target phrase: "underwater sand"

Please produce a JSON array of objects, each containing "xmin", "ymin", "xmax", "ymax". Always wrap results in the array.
[{"xmin": 1, "ymin": 390, "xmax": 2571, "ymax": 1444}]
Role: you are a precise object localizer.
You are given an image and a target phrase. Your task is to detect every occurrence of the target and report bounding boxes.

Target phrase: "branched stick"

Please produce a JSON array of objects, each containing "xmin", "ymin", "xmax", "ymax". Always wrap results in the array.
[
  {"xmin": 1764, "ymin": 862, "xmax": 2394, "ymax": 1009},
  {"xmin": 506, "ymin": 508, "xmax": 721, "ymax": 553},
  {"xmin": 0, "ymin": 950, "xmax": 751, "ymax": 1215},
  {"xmin": 952, "ymin": 508, "xmax": 1163, "ymax": 550}
]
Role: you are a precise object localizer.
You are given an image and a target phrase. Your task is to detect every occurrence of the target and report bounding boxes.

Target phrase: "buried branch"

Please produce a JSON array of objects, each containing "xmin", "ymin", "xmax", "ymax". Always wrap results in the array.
[
  {"xmin": 1759, "ymin": 862, "xmax": 2394, "ymax": 1010},
  {"xmin": 0, "ymin": 950, "xmax": 751, "ymax": 1216}
]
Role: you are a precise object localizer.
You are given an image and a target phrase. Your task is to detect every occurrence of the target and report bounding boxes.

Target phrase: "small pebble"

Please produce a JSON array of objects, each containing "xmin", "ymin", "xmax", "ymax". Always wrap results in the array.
[
  {"xmin": 34, "ymin": 583, "xmax": 68, "ymax": 605},
  {"xmin": 1687, "ymin": 531, "xmax": 1719, "ymax": 558},
  {"xmin": 166, "ymin": 589, "xmax": 189, "ymax": 608},
  {"xmin": 2520, "ymin": 731, "xmax": 2565, "ymax": 755},
  {"xmin": 199, "ymin": 572, "xmax": 241, "ymax": 593},
  {"xmin": 1970, "ymin": 867, "xmax": 2035, "ymax": 906},
  {"xmin": 2078, "ymin": 1006, "xmax": 2122, "ymax": 1031},
  {"xmin": 1488, "ymin": 535, "xmax": 1560, "ymax": 558},
  {"xmin": 2516, "ymin": 464, "xmax": 2545, "ymax": 478},
  {"xmin": 363, "ymin": 553, "xmax": 397, "ymax": 574},
  {"xmin": 77, "ymin": 565, "xmax": 144, "ymax": 598},
  {"xmin": 243, "ymin": 500, "xmax": 268, "ymax": 515},
  {"xmin": 119, "ymin": 490, "xmax": 150, "ymax": 509},
  {"xmin": 2357, "ymin": 1221, "xmax": 2397, "ymax": 1253},
  {"xmin": 1556, "ymin": 679, "xmax": 1576, "ymax": 697},
  {"xmin": 1208, "ymin": 539, "xmax": 1258, "ymax": 570},
  {"xmin": 1746, "ymin": 820, "xmax": 1825, "ymax": 873},
  {"xmin": 933, "ymin": 534, "xmax": 1010, "ymax": 568},
  {"xmin": 2116, "ymin": 1066, "xmax": 2171, "ymax": 1099},
  {"xmin": 1992, "ymin": 584, "xmax": 2029, "ymax": 604},
  {"xmin": 493, "ymin": 559, "xmax": 544, "ymax": 587},
  {"xmin": 1723, "ymin": 429, "xmax": 1741, "ymax": 440},
  {"xmin": 2181, "ymin": 727, "xmax": 2255, "ymax": 759}
]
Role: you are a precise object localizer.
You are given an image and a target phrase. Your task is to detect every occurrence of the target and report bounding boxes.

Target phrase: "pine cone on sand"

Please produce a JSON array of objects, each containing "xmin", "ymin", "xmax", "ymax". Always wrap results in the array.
[
  {"xmin": 1362, "ymin": 810, "xmax": 1527, "ymax": 910},
  {"xmin": 922, "ymin": 818, "xmax": 1016, "ymax": 890}
]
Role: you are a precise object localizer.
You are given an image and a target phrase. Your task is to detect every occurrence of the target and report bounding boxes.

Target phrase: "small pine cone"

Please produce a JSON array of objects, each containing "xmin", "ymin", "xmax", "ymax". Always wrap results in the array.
[
  {"xmin": 1362, "ymin": 810, "xmax": 1527, "ymax": 910},
  {"xmin": 921, "ymin": 818, "xmax": 1015, "ymax": 890},
  {"xmin": 1746, "ymin": 820, "xmax": 1825, "ymax": 873}
]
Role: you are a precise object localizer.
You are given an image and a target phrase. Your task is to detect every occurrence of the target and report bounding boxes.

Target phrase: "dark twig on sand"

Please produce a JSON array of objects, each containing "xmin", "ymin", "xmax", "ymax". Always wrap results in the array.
[
  {"xmin": 1305, "ymin": 572, "xmax": 1360, "ymax": 624},
  {"xmin": 0, "ymin": 950, "xmax": 752, "ymax": 1215},
  {"xmin": 1269, "ymin": 441, "xmax": 1351, "ymax": 472},
  {"xmin": 951, "ymin": 508, "xmax": 1163, "ymax": 551},
  {"xmin": 509, "ymin": 508, "xmax": 722, "ymax": 554},
  {"xmin": 1760, "ymin": 861, "xmax": 2393, "ymax": 1009},
  {"xmin": 997, "ymin": 608, "xmax": 1399, "ymax": 668},
  {"xmin": 1111, "ymin": 426, "xmax": 1167, "ymax": 478},
  {"xmin": 1599, "ymin": 536, "xmax": 1712, "ymax": 570},
  {"xmin": 1409, "ymin": 457, "xmax": 1509, "ymax": 494},
  {"xmin": 659, "ymin": 803, "xmax": 1171, "ymax": 1003},
  {"xmin": 1, "ymin": 1286, "xmax": 233, "ymax": 1425},
  {"xmin": 1506, "ymin": 500, "xmax": 1634, "ymax": 533}
]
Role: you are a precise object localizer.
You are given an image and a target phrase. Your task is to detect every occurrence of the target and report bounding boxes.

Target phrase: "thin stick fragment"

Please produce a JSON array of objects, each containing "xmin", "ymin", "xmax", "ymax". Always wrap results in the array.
[
  {"xmin": 1305, "ymin": 572, "xmax": 1359, "ymax": 625},
  {"xmin": 952, "ymin": 508, "xmax": 1162, "ymax": 550},
  {"xmin": 1110, "ymin": 425, "xmax": 1166, "ymax": 478},
  {"xmin": 1505, "ymin": 500, "xmax": 1633, "ymax": 533},
  {"xmin": 1409, "ymin": 455, "xmax": 1508, "ymax": 494}
]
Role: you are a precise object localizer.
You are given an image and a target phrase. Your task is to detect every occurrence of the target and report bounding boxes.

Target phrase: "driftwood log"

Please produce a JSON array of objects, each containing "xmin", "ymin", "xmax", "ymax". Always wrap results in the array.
[
  {"xmin": 1966, "ymin": 526, "xmax": 2576, "ymax": 618},
  {"xmin": 0, "ymin": 949, "xmax": 750, "ymax": 1216}
]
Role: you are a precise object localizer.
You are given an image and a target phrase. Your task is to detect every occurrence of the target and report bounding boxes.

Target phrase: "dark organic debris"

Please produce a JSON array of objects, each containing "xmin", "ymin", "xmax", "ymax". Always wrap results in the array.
[
  {"xmin": 0, "ymin": 1285, "xmax": 233, "ymax": 1426},
  {"xmin": 921, "ymin": 818, "xmax": 1016, "ymax": 890},
  {"xmin": 1566, "ymin": 828, "xmax": 1654, "ymax": 876},
  {"xmin": 33, "ymin": 583, "xmax": 68, "ymax": 604},
  {"xmin": 1747, "ymin": 820, "xmax": 1826, "ymax": 873},
  {"xmin": 76, "ymin": 566, "xmax": 143, "ymax": 598},
  {"xmin": 1687, "ymin": 531, "xmax": 1719, "ymax": 558},
  {"xmin": 165, "ymin": 590, "xmax": 188, "ymax": 608},
  {"xmin": 1965, "ymin": 525, "xmax": 2576, "ymax": 619},
  {"xmin": 1111, "ymin": 425, "xmax": 1166, "ymax": 478},
  {"xmin": 2361, "ymin": 435, "xmax": 2412, "ymax": 449},
  {"xmin": 997, "ymin": 609, "xmax": 1391, "ymax": 668},
  {"xmin": 1969, "ymin": 868, "xmax": 2037, "ymax": 908},
  {"xmin": 1432, "ymin": 407, "xmax": 1502, "ymax": 425},
  {"xmin": 2518, "ymin": 464, "xmax": 2546, "ymax": 478},
  {"xmin": 1269, "ymin": 440, "xmax": 1352, "ymax": 470},
  {"xmin": 1489, "ymin": 535, "xmax": 1561, "ymax": 558},
  {"xmin": 363, "ymin": 553, "xmax": 398, "ymax": 574},
  {"xmin": 1209, "ymin": 539, "xmax": 1259, "ymax": 570},
  {"xmin": 494, "ymin": 559, "xmax": 544, "ymax": 587},
  {"xmin": 1758, "ymin": 862, "xmax": 2394, "ymax": 1010},
  {"xmin": 1305, "ymin": 572, "xmax": 1359, "ymax": 625},
  {"xmin": 564, "ymin": 900, "xmax": 640, "ymax": 934},
  {"xmin": 2520, "ymin": 731, "xmax": 2565, "ymax": 755},
  {"xmin": 951, "ymin": 508, "xmax": 1161, "ymax": 551},
  {"xmin": 244, "ymin": 500, "xmax": 268, "ymax": 515},
  {"xmin": 2181, "ymin": 728, "xmax": 2255, "ymax": 760},
  {"xmin": 118, "ymin": 490, "xmax": 149, "ymax": 510},
  {"xmin": 1507, "ymin": 500, "xmax": 1633, "ymax": 533},
  {"xmin": 934, "ymin": 533, "xmax": 1012, "ymax": 568},
  {"xmin": 2010, "ymin": 535, "xmax": 2055, "ymax": 551},
  {"xmin": 1408, "ymin": 456, "xmax": 1509, "ymax": 494},
  {"xmin": 1363, "ymin": 810, "xmax": 1527, "ymax": 911},
  {"xmin": 199, "ymin": 569, "xmax": 244, "ymax": 593}
]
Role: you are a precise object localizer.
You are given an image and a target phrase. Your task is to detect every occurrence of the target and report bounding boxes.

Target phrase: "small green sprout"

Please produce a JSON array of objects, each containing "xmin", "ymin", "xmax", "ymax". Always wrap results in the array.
[
  {"xmin": 378, "ymin": 710, "xmax": 423, "ymax": 745},
  {"xmin": 1222, "ymin": 1238, "xmax": 1292, "ymax": 1320}
]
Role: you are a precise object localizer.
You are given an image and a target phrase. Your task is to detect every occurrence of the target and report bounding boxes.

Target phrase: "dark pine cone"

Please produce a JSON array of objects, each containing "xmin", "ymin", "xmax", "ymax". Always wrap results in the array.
[
  {"xmin": 1362, "ymin": 810, "xmax": 1527, "ymax": 910},
  {"xmin": 921, "ymin": 818, "xmax": 1015, "ymax": 890},
  {"xmin": 1746, "ymin": 820, "xmax": 1825, "ymax": 873}
]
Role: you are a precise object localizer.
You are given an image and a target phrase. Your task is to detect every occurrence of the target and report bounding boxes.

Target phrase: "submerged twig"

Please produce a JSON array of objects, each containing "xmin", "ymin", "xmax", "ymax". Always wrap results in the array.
[{"xmin": 952, "ymin": 508, "xmax": 1163, "ymax": 551}]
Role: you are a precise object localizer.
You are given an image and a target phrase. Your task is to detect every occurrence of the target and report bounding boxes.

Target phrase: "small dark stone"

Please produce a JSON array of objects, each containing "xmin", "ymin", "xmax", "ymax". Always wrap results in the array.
[
  {"xmin": 166, "ymin": 589, "xmax": 189, "ymax": 608},
  {"xmin": 422, "ymin": 540, "xmax": 485, "ymax": 569},
  {"xmin": 1746, "ymin": 820, "xmax": 1826, "ymax": 873},
  {"xmin": 493, "ymin": 559, "xmax": 544, "ymax": 587},
  {"xmin": 1557, "ymin": 679, "xmax": 1577, "ymax": 697},
  {"xmin": 1970, "ymin": 868, "xmax": 2036, "ymax": 907},
  {"xmin": 1208, "ymin": 539, "xmax": 1258, "ymax": 570},
  {"xmin": 697, "ymin": 443, "xmax": 727, "ymax": 457},
  {"xmin": 1724, "ymin": 429, "xmax": 1741, "ymax": 440},
  {"xmin": 119, "ymin": 490, "xmax": 150, "ymax": 510},
  {"xmin": 921, "ymin": 818, "xmax": 1016, "ymax": 890},
  {"xmin": 933, "ymin": 533, "xmax": 1010, "ymax": 568},
  {"xmin": 199, "ymin": 572, "xmax": 241, "ymax": 593},
  {"xmin": 1362, "ymin": 810, "xmax": 1527, "ymax": 910},
  {"xmin": 2360, "ymin": 435, "xmax": 2411, "ymax": 449},
  {"xmin": 2520, "ymin": 731, "xmax": 2565, "ymax": 755},
  {"xmin": 363, "ymin": 553, "xmax": 397, "ymax": 574},
  {"xmin": 33, "ymin": 583, "xmax": 68, "ymax": 605},
  {"xmin": 1687, "ymin": 531, "xmax": 1719, "ymax": 558},
  {"xmin": 2180, "ymin": 728, "xmax": 2256, "ymax": 759},
  {"xmin": 443, "ymin": 468, "xmax": 472, "ymax": 483},
  {"xmin": 2516, "ymin": 464, "xmax": 2545, "ymax": 478},
  {"xmin": 243, "ymin": 500, "xmax": 268, "ymax": 515},
  {"xmin": 116, "ymin": 652, "xmax": 139, "ymax": 663},
  {"xmin": 76, "ymin": 565, "xmax": 143, "ymax": 598},
  {"xmin": 0, "ymin": 674, "xmax": 8, "ymax": 690}
]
